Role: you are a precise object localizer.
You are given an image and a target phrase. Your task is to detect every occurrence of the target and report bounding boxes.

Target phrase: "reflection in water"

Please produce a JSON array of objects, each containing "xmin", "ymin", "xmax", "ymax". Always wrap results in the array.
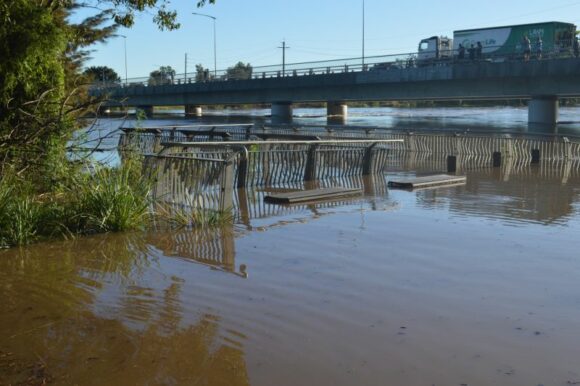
[
  {"xmin": 394, "ymin": 156, "xmax": 580, "ymax": 225},
  {"xmin": 0, "ymin": 235, "xmax": 249, "ymax": 385},
  {"xmin": 146, "ymin": 226, "xmax": 247, "ymax": 278},
  {"xmin": 2, "ymin": 157, "xmax": 580, "ymax": 385}
]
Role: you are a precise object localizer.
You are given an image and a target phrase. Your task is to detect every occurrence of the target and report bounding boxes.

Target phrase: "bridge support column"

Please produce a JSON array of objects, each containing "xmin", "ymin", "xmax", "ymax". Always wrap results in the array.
[
  {"xmin": 271, "ymin": 102, "xmax": 293, "ymax": 123},
  {"xmin": 327, "ymin": 102, "xmax": 348, "ymax": 118},
  {"xmin": 528, "ymin": 96, "xmax": 558, "ymax": 125},
  {"xmin": 327, "ymin": 102, "xmax": 348, "ymax": 125},
  {"xmin": 137, "ymin": 105, "xmax": 153, "ymax": 117},
  {"xmin": 185, "ymin": 105, "xmax": 203, "ymax": 117}
]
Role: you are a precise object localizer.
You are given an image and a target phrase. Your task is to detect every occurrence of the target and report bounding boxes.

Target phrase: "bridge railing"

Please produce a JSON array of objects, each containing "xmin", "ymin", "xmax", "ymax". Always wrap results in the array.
[{"xmin": 91, "ymin": 39, "xmax": 580, "ymax": 89}]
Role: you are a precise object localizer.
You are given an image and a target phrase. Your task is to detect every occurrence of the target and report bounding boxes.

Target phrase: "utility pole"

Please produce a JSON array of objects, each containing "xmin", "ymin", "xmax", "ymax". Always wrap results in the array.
[
  {"xmin": 278, "ymin": 40, "xmax": 290, "ymax": 76},
  {"xmin": 185, "ymin": 53, "xmax": 188, "ymax": 83}
]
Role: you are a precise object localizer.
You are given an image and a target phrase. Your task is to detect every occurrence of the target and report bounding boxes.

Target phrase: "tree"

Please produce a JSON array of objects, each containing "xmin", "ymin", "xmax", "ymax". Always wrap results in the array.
[
  {"xmin": 226, "ymin": 62, "xmax": 253, "ymax": 80},
  {"xmin": 148, "ymin": 66, "xmax": 176, "ymax": 86},
  {"xmin": 84, "ymin": 66, "xmax": 121, "ymax": 84},
  {"xmin": 195, "ymin": 64, "xmax": 211, "ymax": 82},
  {"xmin": 76, "ymin": 0, "xmax": 217, "ymax": 31},
  {"xmin": 0, "ymin": 0, "xmax": 215, "ymax": 182}
]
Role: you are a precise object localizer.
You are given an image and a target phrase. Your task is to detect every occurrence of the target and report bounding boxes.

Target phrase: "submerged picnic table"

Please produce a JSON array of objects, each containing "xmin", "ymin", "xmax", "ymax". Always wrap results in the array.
[
  {"xmin": 388, "ymin": 174, "xmax": 467, "ymax": 190},
  {"xmin": 264, "ymin": 187, "xmax": 363, "ymax": 204}
]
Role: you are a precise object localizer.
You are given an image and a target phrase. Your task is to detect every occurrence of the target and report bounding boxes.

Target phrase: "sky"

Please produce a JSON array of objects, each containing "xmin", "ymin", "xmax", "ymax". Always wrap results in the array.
[{"xmin": 79, "ymin": 0, "xmax": 580, "ymax": 80}]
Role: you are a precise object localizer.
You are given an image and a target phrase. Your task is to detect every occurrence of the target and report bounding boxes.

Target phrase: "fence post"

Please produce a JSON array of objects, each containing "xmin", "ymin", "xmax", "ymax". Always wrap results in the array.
[
  {"xmin": 304, "ymin": 144, "xmax": 319, "ymax": 181},
  {"xmin": 493, "ymin": 151, "xmax": 502, "ymax": 167},
  {"xmin": 236, "ymin": 147, "xmax": 249, "ymax": 189},
  {"xmin": 407, "ymin": 132, "xmax": 416, "ymax": 152},
  {"xmin": 531, "ymin": 149, "xmax": 541, "ymax": 164},
  {"xmin": 454, "ymin": 134, "xmax": 462, "ymax": 155},
  {"xmin": 563, "ymin": 137, "xmax": 572, "ymax": 160},
  {"xmin": 152, "ymin": 130, "xmax": 163, "ymax": 154},
  {"xmin": 218, "ymin": 159, "xmax": 235, "ymax": 212},
  {"xmin": 363, "ymin": 144, "xmax": 378, "ymax": 175},
  {"xmin": 447, "ymin": 155, "xmax": 457, "ymax": 173}
]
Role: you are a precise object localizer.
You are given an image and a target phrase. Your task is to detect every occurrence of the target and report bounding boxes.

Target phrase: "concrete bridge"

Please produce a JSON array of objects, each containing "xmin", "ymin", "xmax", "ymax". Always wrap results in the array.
[{"xmin": 97, "ymin": 58, "xmax": 580, "ymax": 125}]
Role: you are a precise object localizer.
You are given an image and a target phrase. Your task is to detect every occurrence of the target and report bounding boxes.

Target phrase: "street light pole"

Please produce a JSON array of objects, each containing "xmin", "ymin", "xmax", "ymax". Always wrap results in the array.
[
  {"xmin": 119, "ymin": 34, "xmax": 128, "ymax": 85},
  {"xmin": 192, "ymin": 12, "xmax": 217, "ymax": 78},
  {"xmin": 362, "ymin": 0, "xmax": 365, "ymax": 69}
]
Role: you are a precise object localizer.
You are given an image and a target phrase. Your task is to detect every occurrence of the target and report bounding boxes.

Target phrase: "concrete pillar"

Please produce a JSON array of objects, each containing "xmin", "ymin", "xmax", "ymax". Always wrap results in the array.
[
  {"xmin": 327, "ymin": 102, "xmax": 348, "ymax": 125},
  {"xmin": 327, "ymin": 102, "xmax": 348, "ymax": 118},
  {"xmin": 185, "ymin": 105, "xmax": 203, "ymax": 117},
  {"xmin": 271, "ymin": 102, "xmax": 293, "ymax": 123},
  {"xmin": 137, "ymin": 105, "xmax": 153, "ymax": 117},
  {"xmin": 528, "ymin": 96, "xmax": 558, "ymax": 125}
]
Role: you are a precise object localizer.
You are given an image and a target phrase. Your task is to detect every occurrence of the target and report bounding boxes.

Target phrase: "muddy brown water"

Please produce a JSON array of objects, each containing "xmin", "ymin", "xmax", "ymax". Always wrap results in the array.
[{"xmin": 2, "ymin": 162, "xmax": 580, "ymax": 386}]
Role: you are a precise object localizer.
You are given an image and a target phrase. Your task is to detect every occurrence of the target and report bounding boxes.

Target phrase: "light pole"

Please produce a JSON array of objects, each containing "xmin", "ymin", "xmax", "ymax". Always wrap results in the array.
[
  {"xmin": 362, "ymin": 0, "xmax": 365, "ymax": 69},
  {"xmin": 192, "ymin": 12, "xmax": 217, "ymax": 78},
  {"xmin": 119, "ymin": 34, "xmax": 128, "ymax": 85}
]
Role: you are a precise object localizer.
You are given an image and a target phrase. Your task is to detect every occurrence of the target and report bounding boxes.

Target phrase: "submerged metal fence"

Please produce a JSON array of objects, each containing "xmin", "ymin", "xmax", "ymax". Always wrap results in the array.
[
  {"xmin": 122, "ymin": 125, "xmax": 580, "ymax": 213},
  {"xmin": 121, "ymin": 125, "xmax": 580, "ymax": 162},
  {"xmin": 145, "ymin": 139, "xmax": 401, "ymax": 210}
]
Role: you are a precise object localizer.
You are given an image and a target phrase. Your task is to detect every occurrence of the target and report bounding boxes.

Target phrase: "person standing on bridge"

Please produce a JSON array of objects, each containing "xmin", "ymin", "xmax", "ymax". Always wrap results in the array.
[
  {"xmin": 468, "ymin": 44, "xmax": 476, "ymax": 60},
  {"xmin": 523, "ymin": 35, "xmax": 531, "ymax": 61},
  {"xmin": 458, "ymin": 44, "xmax": 465, "ymax": 60},
  {"xmin": 476, "ymin": 42, "xmax": 483, "ymax": 60},
  {"xmin": 535, "ymin": 37, "xmax": 543, "ymax": 60}
]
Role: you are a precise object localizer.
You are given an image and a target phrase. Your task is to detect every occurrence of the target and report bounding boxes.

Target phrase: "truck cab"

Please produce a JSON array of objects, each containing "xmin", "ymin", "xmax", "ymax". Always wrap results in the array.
[{"xmin": 417, "ymin": 36, "xmax": 454, "ymax": 65}]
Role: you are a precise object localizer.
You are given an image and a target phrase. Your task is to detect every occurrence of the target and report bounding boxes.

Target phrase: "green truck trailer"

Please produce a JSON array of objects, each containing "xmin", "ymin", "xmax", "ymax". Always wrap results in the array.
[{"xmin": 417, "ymin": 21, "xmax": 577, "ymax": 63}]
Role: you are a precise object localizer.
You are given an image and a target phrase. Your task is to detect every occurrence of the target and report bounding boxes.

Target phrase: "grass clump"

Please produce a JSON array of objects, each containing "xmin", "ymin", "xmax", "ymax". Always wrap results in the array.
[
  {"xmin": 0, "ymin": 155, "xmax": 235, "ymax": 249},
  {"xmin": 71, "ymin": 163, "xmax": 152, "ymax": 233},
  {"xmin": 0, "ymin": 158, "xmax": 153, "ymax": 248}
]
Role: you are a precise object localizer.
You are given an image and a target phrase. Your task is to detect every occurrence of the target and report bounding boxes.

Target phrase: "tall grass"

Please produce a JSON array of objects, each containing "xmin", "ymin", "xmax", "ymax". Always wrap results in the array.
[
  {"xmin": 71, "ymin": 162, "xmax": 152, "ymax": 232},
  {"xmin": 0, "ymin": 158, "xmax": 153, "ymax": 248},
  {"xmin": 0, "ymin": 155, "xmax": 235, "ymax": 248}
]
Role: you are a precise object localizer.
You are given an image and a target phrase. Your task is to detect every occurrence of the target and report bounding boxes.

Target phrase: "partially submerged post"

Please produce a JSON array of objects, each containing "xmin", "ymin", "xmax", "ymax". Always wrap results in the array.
[
  {"xmin": 447, "ymin": 155, "xmax": 457, "ymax": 173},
  {"xmin": 362, "ymin": 143, "xmax": 378, "ymax": 175},
  {"xmin": 218, "ymin": 159, "xmax": 235, "ymax": 211},
  {"xmin": 304, "ymin": 144, "xmax": 319, "ymax": 181},
  {"xmin": 531, "ymin": 149, "xmax": 541, "ymax": 164},
  {"xmin": 493, "ymin": 151, "xmax": 502, "ymax": 168}
]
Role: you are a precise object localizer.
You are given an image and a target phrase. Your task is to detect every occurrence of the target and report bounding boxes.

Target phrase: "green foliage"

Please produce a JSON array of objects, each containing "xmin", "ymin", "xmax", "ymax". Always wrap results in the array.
[
  {"xmin": 84, "ymin": 66, "xmax": 121, "ymax": 83},
  {"xmin": 0, "ymin": 0, "xmax": 220, "ymax": 247},
  {"xmin": 71, "ymin": 158, "xmax": 152, "ymax": 233},
  {"xmin": 226, "ymin": 62, "xmax": 253, "ymax": 80},
  {"xmin": 148, "ymin": 65, "xmax": 176, "ymax": 86},
  {"xmin": 0, "ymin": 1, "xmax": 67, "ymax": 163},
  {"xmin": 195, "ymin": 64, "xmax": 211, "ymax": 82},
  {"xmin": 0, "ymin": 160, "xmax": 153, "ymax": 247}
]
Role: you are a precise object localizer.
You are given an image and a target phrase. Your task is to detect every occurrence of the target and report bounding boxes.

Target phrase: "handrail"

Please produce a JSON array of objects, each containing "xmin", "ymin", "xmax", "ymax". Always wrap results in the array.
[
  {"xmin": 160, "ymin": 139, "xmax": 404, "ymax": 148},
  {"xmin": 121, "ymin": 124, "xmax": 253, "ymax": 131}
]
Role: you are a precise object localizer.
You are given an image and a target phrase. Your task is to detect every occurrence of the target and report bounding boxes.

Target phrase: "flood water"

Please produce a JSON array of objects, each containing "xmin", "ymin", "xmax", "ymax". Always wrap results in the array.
[
  {"xmin": 80, "ymin": 105, "xmax": 580, "ymax": 165},
  {"xmin": 4, "ymin": 107, "xmax": 580, "ymax": 385}
]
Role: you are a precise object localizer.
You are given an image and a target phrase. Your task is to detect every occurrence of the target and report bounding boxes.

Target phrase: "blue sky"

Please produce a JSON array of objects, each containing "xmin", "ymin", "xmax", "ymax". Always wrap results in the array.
[{"xmin": 80, "ymin": 0, "xmax": 580, "ymax": 79}]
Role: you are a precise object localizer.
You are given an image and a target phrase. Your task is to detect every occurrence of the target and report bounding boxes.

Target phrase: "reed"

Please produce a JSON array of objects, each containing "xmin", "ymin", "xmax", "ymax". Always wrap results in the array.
[
  {"xmin": 70, "ymin": 160, "xmax": 153, "ymax": 233},
  {"xmin": 0, "ymin": 158, "xmax": 154, "ymax": 247},
  {"xmin": 154, "ymin": 201, "xmax": 233, "ymax": 229}
]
